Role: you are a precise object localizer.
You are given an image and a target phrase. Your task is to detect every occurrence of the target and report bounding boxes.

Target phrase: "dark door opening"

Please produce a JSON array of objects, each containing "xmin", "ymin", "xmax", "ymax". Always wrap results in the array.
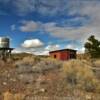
[
  {"xmin": 54, "ymin": 55, "xmax": 57, "ymax": 58},
  {"xmin": 70, "ymin": 54, "xmax": 76, "ymax": 59}
]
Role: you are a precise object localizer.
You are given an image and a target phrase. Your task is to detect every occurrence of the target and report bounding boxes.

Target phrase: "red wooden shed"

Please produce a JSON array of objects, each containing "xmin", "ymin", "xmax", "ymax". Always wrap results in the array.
[{"xmin": 49, "ymin": 49, "xmax": 77, "ymax": 61}]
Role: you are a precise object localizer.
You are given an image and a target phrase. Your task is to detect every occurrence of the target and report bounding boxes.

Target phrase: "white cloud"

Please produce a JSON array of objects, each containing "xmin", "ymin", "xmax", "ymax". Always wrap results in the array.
[
  {"xmin": 13, "ymin": 46, "xmax": 49, "ymax": 55},
  {"xmin": 41, "ymin": 1, "xmax": 100, "ymax": 41},
  {"xmin": 10, "ymin": 0, "xmax": 100, "ymax": 41},
  {"xmin": 22, "ymin": 39, "xmax": 44, "ymax": 48},
  {"xmin": 18, "ymin": 18, "xmax": 100, "ymax": 42},
  {"xmin": 19, "ymin": 21, "xmax": 39, "ymax": 32},
  {"xmin": 65, "ymin": 44, "xmax": 85, "ymax": 54},
  {"xmin": 12, "ymin": 47, "xmax": 36, "ymax": 54},
  {"xmin": 34, "ymin": 50, "xmax": 49, "ymax": 55},
  {"xmin": 33, "ymin": 44, "xmax": 60, "ymax": 55},
  {"xmin": 45, "ymin": 44, "xmax": 60, "ymax": 51},
  {"xmin": 18, "ymin": 20, "xmax": 98, "ymax": 41},
  {"xmin": 11, "ymin": 0, "xmax": 69, "ymax": 16},
  {"xmin": 44, "ymin": 22, "xmax": 89, "ymax": 40},
  {"xmin": 12, "ymin": 49, "xmax": 23, "ymax": 53},
  {"xmin": 9, "ymin": 0, "xmax": 100, "ymax": 50},
  {"xmin": 12, "ymin": 0, "xmax": 97, "ymax": 17},
  {"xmin": 44, "ymin": 21, "xmax": 100, "ymax": 41},
  {"xmin": 77, "ymin": 47, "xmax": 85, "ymax": 54},
  {"xmin": 12, "ymin": 0, "xmax": 36, "ymax": 15},
  {"xmin": 66, "ymin": 44, "xmax": 75, "ymax": 49},
  {"xmin": 7, "ymin": 0, "xmax": 100, "ymax": 54},
  {"xmin": 0, "ymin": 0, "xmax": 100, "ymax": 18}
]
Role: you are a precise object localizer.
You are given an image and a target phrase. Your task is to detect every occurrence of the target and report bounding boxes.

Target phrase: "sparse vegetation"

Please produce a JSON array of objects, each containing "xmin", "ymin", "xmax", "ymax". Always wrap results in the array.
[
  {"xmin": 62, "ymin": 60, "xmax": 100, "ymax": 92},
  {"xmin": 3, "ymin": 91, "xmax": 25, "ymax": 100},
  {"xmin": 32, "ymin": 57, "xmax": 62, "ymax": 73},
  {"xmin": 94, "ymin": 59, "xmax": 100, "ymax": 67},
  {"xmin": 0, "ymin": 54, "xmax": 100, "ymax": 100}
]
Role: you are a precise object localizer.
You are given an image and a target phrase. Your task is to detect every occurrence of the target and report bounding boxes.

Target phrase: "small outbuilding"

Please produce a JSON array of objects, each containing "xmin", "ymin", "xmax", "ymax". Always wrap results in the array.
[{"xmin": 49, "ymin": 49, "xmax": 77, "ymax": 61}]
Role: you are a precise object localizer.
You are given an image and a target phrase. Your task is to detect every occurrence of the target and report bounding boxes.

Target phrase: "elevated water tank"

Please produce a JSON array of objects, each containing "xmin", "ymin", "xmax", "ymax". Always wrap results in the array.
[{"xmin": 0, "ymin": 37, "xmax": 9, "ymax": 48}]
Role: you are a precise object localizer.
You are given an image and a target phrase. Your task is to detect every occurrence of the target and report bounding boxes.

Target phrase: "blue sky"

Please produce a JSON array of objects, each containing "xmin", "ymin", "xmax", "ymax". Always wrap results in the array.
[{"xmin": 0, "ymin": 0, "xmax": 100, "ymax": 55}]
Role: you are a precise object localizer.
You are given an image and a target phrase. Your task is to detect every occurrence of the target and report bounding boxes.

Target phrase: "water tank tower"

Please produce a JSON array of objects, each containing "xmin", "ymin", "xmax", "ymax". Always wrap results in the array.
[{"xmin": 0, "ymin": 37, "xmax": 13, "ymax": 60}]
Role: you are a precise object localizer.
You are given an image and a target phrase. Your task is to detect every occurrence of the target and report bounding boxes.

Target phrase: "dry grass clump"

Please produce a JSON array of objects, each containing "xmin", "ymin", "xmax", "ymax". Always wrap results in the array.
[
  {"xmin": 3, "ymin": 91, "xmax": 25, "ymax": 100},
  {"xmin": 77, "ymin": 53, "xmax": 91, "ymax": 60},
  {"xmin": 14, "ymin": 55, "xmax": 42, "ymax": 66},
  {"xmin": 3, "ymin": 91, "xmax": 14, "ymax": 100},
  {"xmin": 42, "ymin": 57, "xmax": 62, "ymax": 64},
  {"xmin": 32, "ymin": 57, "xmax": 62, "ymax": 73},
  {"xmin": 12, "ymin": 53, "xmax": 33, "ymax": 60},
  {"xmin": 62, "ymin": 59, "xmax": 99, "ymax": 92},
  {"xmin": 14, "ymin": 56, "xmax": 36, "ymax": 74},
  {"xmin": 22, "ymin": 56, "xmax": 35, "ymax": 65},
  {"xmin": 94, "ymin": 59, "xmax": 100, "ymax": 67},
  {"xmin": 14, "ymin": 93, "xmax": 25, "ymax": 100},
  {"xmin": 15, "ymin": 56, "xmax": 35, "ymax": 66}
]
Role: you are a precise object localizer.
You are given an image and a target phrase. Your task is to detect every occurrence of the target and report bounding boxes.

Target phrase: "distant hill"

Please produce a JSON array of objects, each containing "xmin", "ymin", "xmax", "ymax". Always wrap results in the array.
[{"xmin": 12, "ymin": 52, "xmax": 34, "ymax": 60}]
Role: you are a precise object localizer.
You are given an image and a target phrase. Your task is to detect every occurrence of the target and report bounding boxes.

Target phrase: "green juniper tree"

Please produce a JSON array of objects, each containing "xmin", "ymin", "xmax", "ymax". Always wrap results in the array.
[{"xmin": 84, "ymin": 35, "xmax": 100, "ymax": 58}]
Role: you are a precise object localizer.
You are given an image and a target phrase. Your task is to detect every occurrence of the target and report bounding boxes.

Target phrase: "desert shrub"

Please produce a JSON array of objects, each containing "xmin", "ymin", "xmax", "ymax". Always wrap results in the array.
[
  {"xmin": 14, "ymin": 56, "xmax": 36, "ymax": 74},
  {"xmin": 15, "ymin": 55, "xmax": 43, "ymax": 66},
  {"xmin": 3, "ymin": 91, "xmax": 25, "ymax": 100},
  {"xmin": 82, "ymin": 78, "xmax": 99, "ymax": 92},
  {"xmin": 96, "ymin": 82, "xmax": 100, "ymax": 93},
  {"xmin": 22, "ymin": 56, "xmax": 35, "ymax": 65},
  {"xmin": 32, "ymin": 57, "xmax": 62, "ymax": 73},
  {"xmin": 12, "ymin": 53, "xmax": 33, "ymax": 60},
  {"xmin": 15, "ymin": 56, "xmax": 35, "ymax": 66},
  {"xmin": 14, "ymin": 93, "xmax": 25, "ymax": 100},
  {"xmin": 3, "ymin": 91, "xmax": 14, "ymax": 100},
  {"xmin": 62, "ymin": 59, "xmax": 99, "ymax": 92},
  {"xmin": 94, "ymin": 59, "xmax": 100, "ymax": 67},
  {"xmin": 77, "ymin": 53, "xmax": 91, "ymax": 60},
  {"xmin": 33, "ymin": 56, "xmax": 41, "ymax": 63}
]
